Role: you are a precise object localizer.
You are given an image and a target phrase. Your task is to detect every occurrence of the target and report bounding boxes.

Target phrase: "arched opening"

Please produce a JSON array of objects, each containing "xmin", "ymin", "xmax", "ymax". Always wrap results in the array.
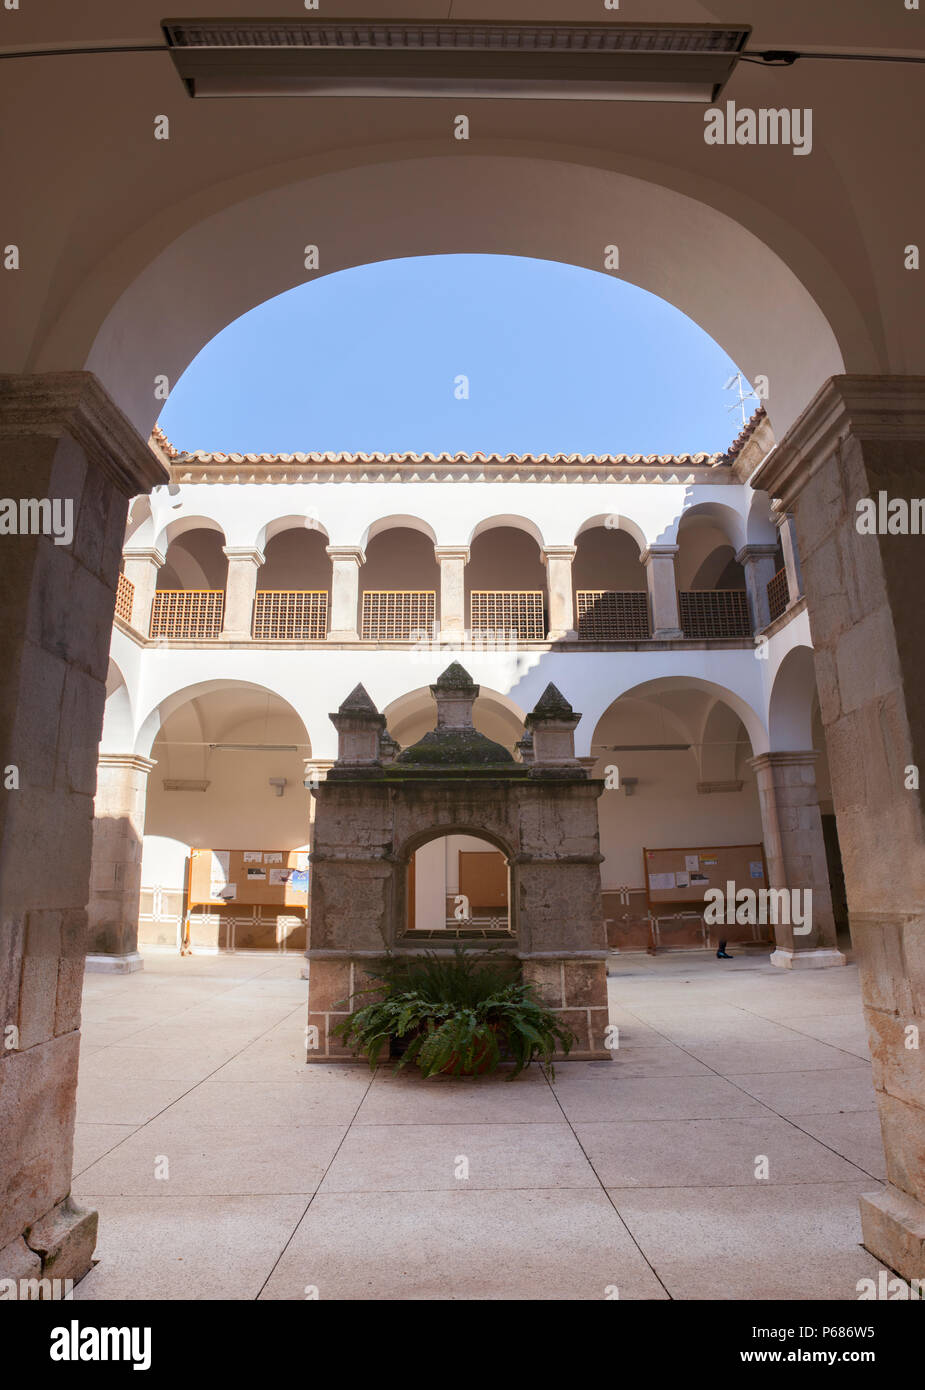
[
  {"xmin": 359, "ymin": 523, "xmax": 440, "ymax": 641},
  {"xmin": 676, "ymin": 504, "xmax": 751, "ymax": 640},
  {"xmin": 404, "ymin": 829, "xmax": 513, "ymax": 941},
  {"xmin": 153, "ymin": 521, "xmax": 228, "ymax": 640},
  {"xmin": 255, "ymin": 526, "xmax": 332, "ymax": 640},
  {"xmin": 572, "ymin": 521, "xmax": 648, "ymax": 641},
  {"xmin": 466, "ymin": 521, "xmax": 547, "ymax": 641},
  {"xmin": 590, "ymin": 678, "xmax": 764, "ymax": 952},
  {"xmin": 139, "ymin": 683, "xmax": 312, "ymax": 953}
]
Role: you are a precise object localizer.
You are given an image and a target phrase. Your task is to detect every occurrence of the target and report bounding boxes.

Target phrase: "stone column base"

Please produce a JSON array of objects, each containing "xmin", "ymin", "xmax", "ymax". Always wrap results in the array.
[
  {"xmin": 0, "ymin": 1197, "xmax": 99, "ymax": 1293},
  {"xmin": 859, "ymin": 1186, "xmax": 925, "ymax": 1287},
  {"xmin": 651, "ymin": 628, "xmax": 683, "ymax": 641},
  {"xmin": 770, "ymin": 946, "xmax": 846, "ymax": 969},
  {"xmin": 84, "ymin": 951, "xmax": 144, "ymax": 974}
]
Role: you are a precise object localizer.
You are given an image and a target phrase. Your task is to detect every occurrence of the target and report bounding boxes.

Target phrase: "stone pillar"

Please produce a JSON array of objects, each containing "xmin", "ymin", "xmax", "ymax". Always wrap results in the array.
[
  {"xmin": 752, "ymin": 374, "xmax": 925, "ymax": 1284},
  {"xmin": 301, "ymin": 759, "xmax": 334, "ymax": 980},
  {"xmin": 434, "ymin": 545, "xmax": 469, "ymax": 639},
  {"xmin": 776, "ymin": 508, "xmax": 804, "ymax": 603},
  {"xmin": 221, "ymin": 546, "xmax": 264, "ymax": 638},
  {"xmin": 86, "ymin": 753, "xmax": 156, "ymax": 973},
  {"xmin": 641, "ymin": 544, "xmax": 682, "ymax": 639},
  {"xmin": 750, "ymin": 751, "xmax": 844, "ymax": 968},
  {"xmin": 326, "ymin": 545, "xmax": 364, "ymax": 641},
  {"xmin": 0, "ymin": 372, "xmax": 167, "ymax": 1289},
  {"xmin": 120, "ymin": 546, "xmax": 164, "ymax": 635},
  {"xmin": 736, "ymin": 543, "xmax": 780, "ymax": 632},
  {"xmin": 542, "ymin": 545, "xmax": 577, "ymax": 640}
]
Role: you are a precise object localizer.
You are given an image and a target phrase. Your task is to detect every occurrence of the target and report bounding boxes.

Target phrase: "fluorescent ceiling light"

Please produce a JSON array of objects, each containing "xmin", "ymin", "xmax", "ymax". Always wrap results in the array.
[
  {"xmin": 163, "ymin": 19, "xmax": 750, "ymax": 102},
  {"xmin": 209, "ymin": 743, "xmax": 298, "ymax": 752}
]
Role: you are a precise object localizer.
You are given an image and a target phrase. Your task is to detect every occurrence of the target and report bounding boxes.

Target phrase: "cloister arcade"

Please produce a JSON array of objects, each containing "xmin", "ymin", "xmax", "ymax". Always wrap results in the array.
[{"xmin": 3, "ymin": 0, "xmax": 924, "ymax": 1295}]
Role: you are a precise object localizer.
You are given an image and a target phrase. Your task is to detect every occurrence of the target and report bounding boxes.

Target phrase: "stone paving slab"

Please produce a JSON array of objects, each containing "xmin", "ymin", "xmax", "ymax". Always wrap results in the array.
[{"xmin": 70, "ymin": 947, "xmax": 887, "ymax": 1301}]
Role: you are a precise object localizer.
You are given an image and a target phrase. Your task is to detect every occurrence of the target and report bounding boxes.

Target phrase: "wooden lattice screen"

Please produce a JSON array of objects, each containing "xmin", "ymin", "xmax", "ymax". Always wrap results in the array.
[
  {"xmin": 575, "ymin": 590, "xmax": 649, "ymax": 640},
  {"xmin": 149, "ymin": 589, "xmax": 224, "ymax": 639},
  {"xmin": 115, "ymin": 572, "xmax": 134, "ymax": 625},
  {"xmin": 360, "ymin": 590, "xmax": 436, "ymax": 640},
  {"xmin": 253, "ymin": 590, "xmax": 328, "ymax": 640},
  {"xmin": 766, "ymin": 567, "xmax": 790, "ymax": 623},
  {"xmin": 678, "ymin": 590, "xmax": 751, "ymax": 639},
  {"xmin": 469, "ymin": 590, "xmax": 545, "ymax": 640}
]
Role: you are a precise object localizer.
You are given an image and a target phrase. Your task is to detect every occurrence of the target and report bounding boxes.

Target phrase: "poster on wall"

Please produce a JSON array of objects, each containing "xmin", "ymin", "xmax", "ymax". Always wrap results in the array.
[
  {"xmin": 243, "ymin": 851, "xmax": 263, "ymax": 864},
  {"xmin": 269, "ymin": 868, "xmax": 291, "ymax": 886},
  {"xmin": 246, "ymin": 866, "xmax": 266, "ymax": 882},
  {"xmin": 264, "ymin": 851, "xmax": 283, "ymax": 864}
]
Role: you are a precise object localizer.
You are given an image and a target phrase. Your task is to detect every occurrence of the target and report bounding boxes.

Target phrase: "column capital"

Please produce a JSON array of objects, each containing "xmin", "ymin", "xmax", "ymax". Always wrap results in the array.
[
  {"xmin": 0, "ymin": 370, "xmax": 168, "ymax": 497},
  {"xmin": 752, "ymin": 374, "xmax": 925, "ymax": 506},
  {"xmin": 434, "ymin": 545, "xmax": 470, "ymax": 563},
  {"xmin": 541, "ymin": 544, "xmax": 577, "ymax": 562},
  {"xmin": 749, "ymin": 749, "xmax": 819, "ymax": 773},
  {"xmin": 304, "ymin": 757, "xmax": 335, "ymax": 785},
  {"xmin": 97, "ymin": 753, "xmax": 157, "ymax": 774},
  {"xmin": 735, "ymin": 543, "xmax": 779, "ymax": 565},
  {"xmin": 222, "ymin": 545, "xmax": 265, "ymax": 565},
  {"xmin": 122, "ymin": 546, "xmax": 166, "ymax": 567},
  {"xmin": 639, "ymin": 544, "xmax": 679, "ymax": 564},
  {"xmin": 326, "ymin": 544, "xmax": 366, "ymax": 565}
]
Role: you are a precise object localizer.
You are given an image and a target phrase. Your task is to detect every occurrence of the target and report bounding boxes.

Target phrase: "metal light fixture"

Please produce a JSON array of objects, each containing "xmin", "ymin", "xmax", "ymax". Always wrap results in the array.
[{"xmin": 163, "ymin": 19, "xmax": 751, "ymax": 102}]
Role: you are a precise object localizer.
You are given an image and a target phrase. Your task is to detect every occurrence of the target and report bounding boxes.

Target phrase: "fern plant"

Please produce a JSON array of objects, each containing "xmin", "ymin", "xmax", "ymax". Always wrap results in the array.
[{"xmin": 332, "ymin": 947, "xmax": 575, "ymax": 1079}]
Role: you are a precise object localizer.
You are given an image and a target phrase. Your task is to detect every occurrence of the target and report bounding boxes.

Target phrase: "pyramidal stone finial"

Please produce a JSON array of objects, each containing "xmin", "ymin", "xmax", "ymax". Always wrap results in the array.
[
  {"xmin": 330, "ymin": 682, "xmax": 385, "ymax": 767},
  {"xmin": 528, "ymin": 683, "xmax": 575, "ymax": 721},
  {"xmin": 338, "ymin": 683, "xmax": 380, "ymax": 716},
  {"xmin": 524, "ymin": 683, "xmax": 581, "ymax": 768},
  {"xmin": 432, "ymin": 662, "xmax": 478, "ymax": 694}
]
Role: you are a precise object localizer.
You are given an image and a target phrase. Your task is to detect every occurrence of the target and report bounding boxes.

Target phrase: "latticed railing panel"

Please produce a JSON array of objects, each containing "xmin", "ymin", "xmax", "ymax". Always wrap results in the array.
[
  {"xmin": 149, "ymin": 589, "xmax": 224, "ymax": 639},
  {"xmin": 469, "ymin": 590, "xmax": 545, "ymax": 640},
  {"xmin": 253, "ymin": 590, "xmax": 328, "ymax": 640},
  {"xmin": 576, "ymin": 590, "xmax": 650, "ymax": 640},
  {"xmin": 115, "ymin": 572, "xmax": 134, "ymax": 624},
  {"xmin": 766, "ymin": 567, "xmax": 790, "ymax": 623},
  {"xmin": 678, "ymin": 589, "xmax": 751, "ymax": 639},
  {"xmin": 360, "ymin": 590, "xmax": 436, "ymax": 640}
]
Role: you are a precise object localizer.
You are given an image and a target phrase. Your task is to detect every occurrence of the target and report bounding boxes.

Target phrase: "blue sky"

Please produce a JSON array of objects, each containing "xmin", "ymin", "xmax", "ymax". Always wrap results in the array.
[{"xmin": 158, "ymin": 254, "xmax": 752, "ymax": 457}]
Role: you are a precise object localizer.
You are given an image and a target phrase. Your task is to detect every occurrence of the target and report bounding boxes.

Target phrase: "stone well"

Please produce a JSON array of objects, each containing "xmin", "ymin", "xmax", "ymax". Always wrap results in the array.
[{"xmin": 306, "ymin": 663, "xmax": 610, "ymax": 1061}]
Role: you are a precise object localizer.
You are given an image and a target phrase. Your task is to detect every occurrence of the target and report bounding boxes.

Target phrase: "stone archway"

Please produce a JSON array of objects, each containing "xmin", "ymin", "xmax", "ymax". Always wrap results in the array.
[{"xmin": 306, "ymin": 664, "xmax": 610, "ymax": 1062}]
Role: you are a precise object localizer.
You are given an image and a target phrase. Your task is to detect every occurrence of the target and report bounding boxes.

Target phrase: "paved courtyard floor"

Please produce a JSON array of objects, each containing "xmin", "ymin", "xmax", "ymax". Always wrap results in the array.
[{"xmin": 71, "ymin": 946, "xmax": 893, "ymax": 1300}]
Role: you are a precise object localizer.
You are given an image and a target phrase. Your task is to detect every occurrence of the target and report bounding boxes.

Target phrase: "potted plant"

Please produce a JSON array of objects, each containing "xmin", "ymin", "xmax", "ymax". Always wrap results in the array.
[{"xmin": 332, "ymin": 946, "xmax": 575, "ymax": 1079}]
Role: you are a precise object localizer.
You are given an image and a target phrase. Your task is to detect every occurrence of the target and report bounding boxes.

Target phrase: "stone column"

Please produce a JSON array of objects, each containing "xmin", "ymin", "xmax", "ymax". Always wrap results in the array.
[
  {"xmin": 301, "ymin": 758, "xmax": 334, "ymax": 980},
  {"xmin": 752, "ymin": 374, "xmax": 925, "ymax": 1284},
  {"xmin": 121, "ymin": 546, "xmax": 164, "ymax": 635},
  {"xmin": 776, "ymin": 509, "xmax": 804, "ymax": 603},
  {"xmin": 434, "ymin": 545, "xmax": 469, "ymax": 639},
  {"xmin": 326, "ymin": 545, "xmax": 364, "ymax": 641},
  {"xmin": 221, "ymin": 546, "xmax": 264, "ymax": 638},
  {"xmin": 0, "ymin": 371, "xmax": 167, "ymax": 1289},
  {"xmin": 641, "ymin": 544, "xmax": 682, "ymax": 639},
  {"xmin": 86, "ymin": 753, "xmax": 156, "ymax": 973},
  {"xmin": 750, "ymin": 751, "xmax": 844, "ymax": 968},
  {"xmin": 736, "ymin": 543, "xmax": 780, "ymax": 632},
  {"xmin": 542, "ymin": 546, "xmax": 577, "ymax": 640}
]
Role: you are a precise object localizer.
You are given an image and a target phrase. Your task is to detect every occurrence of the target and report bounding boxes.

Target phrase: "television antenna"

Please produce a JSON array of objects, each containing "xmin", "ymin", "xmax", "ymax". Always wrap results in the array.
[{"xmin": 724, "ymin": 372, "xmax": 759, "ymax": 429}]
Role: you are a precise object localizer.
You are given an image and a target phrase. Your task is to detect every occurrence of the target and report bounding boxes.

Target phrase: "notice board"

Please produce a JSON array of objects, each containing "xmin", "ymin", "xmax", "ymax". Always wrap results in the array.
[
  {"xmin": 643, "ymin": 843, "xmax": 768, "ymax": 908},
  {"xmin": 188, "ymin": 848, "xmax": 310, "ymax": 909}
]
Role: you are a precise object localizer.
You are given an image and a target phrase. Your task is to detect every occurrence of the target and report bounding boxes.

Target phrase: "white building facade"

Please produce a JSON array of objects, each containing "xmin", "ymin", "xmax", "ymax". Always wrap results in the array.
[{"xmin": 91, "ymin": 410, "xmax": 843, "ymax": 969}]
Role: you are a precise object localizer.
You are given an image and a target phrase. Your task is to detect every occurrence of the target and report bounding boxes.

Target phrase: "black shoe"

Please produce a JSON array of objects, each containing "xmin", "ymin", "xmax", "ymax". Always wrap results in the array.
[{"xmin": 716, "ymin": 950, "xmax": 733, "ymax": 959}]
